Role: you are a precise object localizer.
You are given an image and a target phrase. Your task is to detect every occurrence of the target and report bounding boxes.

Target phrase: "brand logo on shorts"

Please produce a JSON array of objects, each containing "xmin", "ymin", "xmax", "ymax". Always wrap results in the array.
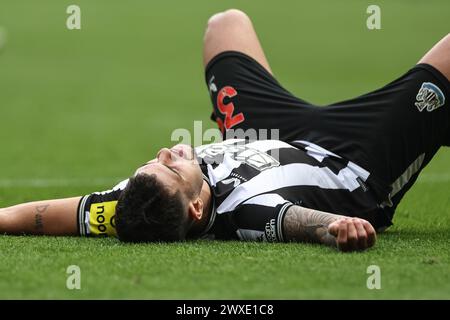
[
  {"xmin": 415, "ymin": 82, "xmax": 445, "ymax": 112},
  {"xmin": 208, "ymin": 76, "xmax": 217, "ymax": 95}
]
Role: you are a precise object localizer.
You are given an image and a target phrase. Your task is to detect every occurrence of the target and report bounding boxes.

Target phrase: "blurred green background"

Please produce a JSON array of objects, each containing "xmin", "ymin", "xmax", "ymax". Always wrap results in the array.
[{"xmin": 0, "ymin": 0, "xmax": 449, "ymax": 299}]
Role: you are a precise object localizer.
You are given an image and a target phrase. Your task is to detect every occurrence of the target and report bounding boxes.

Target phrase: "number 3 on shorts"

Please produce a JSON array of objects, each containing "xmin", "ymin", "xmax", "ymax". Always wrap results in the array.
[{"xmin": 217, "ymin": 86, "xmax": 245, "ymax": 131}]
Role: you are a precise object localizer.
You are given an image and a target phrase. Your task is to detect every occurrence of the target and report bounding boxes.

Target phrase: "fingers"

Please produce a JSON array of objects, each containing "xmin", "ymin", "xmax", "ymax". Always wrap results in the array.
[
  {"xmin": 328, "ymin": 218, "xmax": 377, "ymax": 252},
  {"xmin": 362, "ymin": 220, "xmax": 377, "ymax": 248},
  {"xmin": 327, "ymin": 220, "xmax": 340, "ymax": 237},
  {"xmin": 354, "ymin": 219, "xmax": 368, "ymax": 249},
  {"xmin": 346, "ymin": 221, "xmax": 358, "ymax": 251},
  {"xmin": 336, "ymin": 220, "xmax": 349, "ymax": 251}
]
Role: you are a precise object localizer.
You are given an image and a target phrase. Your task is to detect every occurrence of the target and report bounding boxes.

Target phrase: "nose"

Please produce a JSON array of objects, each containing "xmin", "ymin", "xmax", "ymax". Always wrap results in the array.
[{"xmin": 157, "ymin": 148, "xmax": 173, "ymax": 164}]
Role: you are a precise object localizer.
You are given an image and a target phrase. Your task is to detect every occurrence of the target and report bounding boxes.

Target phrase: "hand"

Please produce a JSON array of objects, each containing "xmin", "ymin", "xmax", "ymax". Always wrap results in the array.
[{"xmin": 328, "ymin": 218, "xmax": 376, "ymax": 252}]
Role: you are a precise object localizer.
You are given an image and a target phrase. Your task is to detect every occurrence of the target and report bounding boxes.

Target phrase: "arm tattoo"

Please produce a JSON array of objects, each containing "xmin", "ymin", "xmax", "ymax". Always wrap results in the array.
[
  {"xmin": 283, "ymin": 205, "xmax": 344, "ymax": 247},
  {"xmin": 34, "ymin": 204, "xmax": 49, "ymax": 234}
]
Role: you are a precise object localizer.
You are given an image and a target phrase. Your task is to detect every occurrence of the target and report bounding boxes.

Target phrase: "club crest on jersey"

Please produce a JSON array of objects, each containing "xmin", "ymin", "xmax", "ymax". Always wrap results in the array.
[{"xmin": 415, "ymin": 82, "xmax": 445, "ymax": 112}]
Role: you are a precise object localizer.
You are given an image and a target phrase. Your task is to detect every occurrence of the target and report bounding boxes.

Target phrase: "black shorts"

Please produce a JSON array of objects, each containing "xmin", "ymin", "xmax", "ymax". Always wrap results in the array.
[{"xmin": 205, "ymin": 51, "xmax": 450, "ymax": 217}]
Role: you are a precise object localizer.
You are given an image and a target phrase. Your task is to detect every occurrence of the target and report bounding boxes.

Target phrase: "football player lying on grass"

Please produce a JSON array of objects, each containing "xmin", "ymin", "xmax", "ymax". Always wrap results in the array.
[{"xmin": 1, "ymin": 10, "xmax": 449, "ymax": 252}]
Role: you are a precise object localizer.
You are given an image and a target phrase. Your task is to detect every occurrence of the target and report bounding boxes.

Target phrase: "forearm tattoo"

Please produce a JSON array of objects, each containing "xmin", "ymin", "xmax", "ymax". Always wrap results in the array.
[
  {"xmin": 34, "ymin": 204, "xmax": 49, "ymax": 234},
  {"xmin": 283, "ymin": 206, "xmax": 344, "ymax": 247}
]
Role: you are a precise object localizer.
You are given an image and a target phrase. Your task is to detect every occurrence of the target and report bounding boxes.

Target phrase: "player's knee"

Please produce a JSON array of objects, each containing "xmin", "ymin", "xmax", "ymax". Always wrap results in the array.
[
  {"xmin": 203, "ymin": 9, "xmax": 252, "ymax": 66},
  {"xmin": 206, "ymin": 9, "xmax": 251, "ymax": 33},
  {"xmin": 443, "ymin": 33, "xmax": 450, "ymax": 45}
]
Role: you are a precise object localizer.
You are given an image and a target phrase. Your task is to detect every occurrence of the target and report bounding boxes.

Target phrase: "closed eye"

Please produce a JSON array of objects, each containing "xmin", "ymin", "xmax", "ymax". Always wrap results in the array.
[{"xmin": 164, "ymin": 164, "xmax": 182, "ymax": 179}]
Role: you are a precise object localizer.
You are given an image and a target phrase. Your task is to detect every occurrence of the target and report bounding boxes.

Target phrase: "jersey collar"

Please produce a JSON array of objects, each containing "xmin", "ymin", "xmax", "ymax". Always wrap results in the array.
[{"xmin": 199, "ymin": 173, "xmax": 216, "ymax": 236}]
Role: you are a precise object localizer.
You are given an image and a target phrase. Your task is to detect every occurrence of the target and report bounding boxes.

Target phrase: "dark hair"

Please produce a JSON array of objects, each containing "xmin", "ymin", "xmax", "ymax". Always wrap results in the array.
[{"xmin": 115, "ymin": 174, "xmax": 189, "ymax": 242}]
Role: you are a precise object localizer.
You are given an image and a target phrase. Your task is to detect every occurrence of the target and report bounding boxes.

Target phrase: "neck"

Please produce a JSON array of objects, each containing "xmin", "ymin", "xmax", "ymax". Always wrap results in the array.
[{"xmin": 188, "ymin": 180, "xmax": 212, "ymax": 237}]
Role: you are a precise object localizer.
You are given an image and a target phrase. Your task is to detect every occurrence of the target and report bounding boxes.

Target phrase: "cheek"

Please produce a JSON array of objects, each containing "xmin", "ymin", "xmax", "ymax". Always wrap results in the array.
[
  {"xmin": 194, "ymin": 165, "xmax": 204, "ymax": 186},
  {"xmin": 186, "ymin": 164, "xmax": 203, "ymax": 185}
]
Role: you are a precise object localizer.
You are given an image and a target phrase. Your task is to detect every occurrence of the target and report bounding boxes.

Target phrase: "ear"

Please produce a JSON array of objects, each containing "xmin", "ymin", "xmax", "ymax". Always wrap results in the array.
[{"xmin": 187, "ymin": 197, "xmax": 204, "ymax": 221}]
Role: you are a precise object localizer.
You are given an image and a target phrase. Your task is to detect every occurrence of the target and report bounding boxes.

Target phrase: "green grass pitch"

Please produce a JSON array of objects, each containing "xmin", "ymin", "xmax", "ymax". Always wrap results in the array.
[{"xmin": 0, "ymin": 0, "xmax": 449, "ymax": 299}]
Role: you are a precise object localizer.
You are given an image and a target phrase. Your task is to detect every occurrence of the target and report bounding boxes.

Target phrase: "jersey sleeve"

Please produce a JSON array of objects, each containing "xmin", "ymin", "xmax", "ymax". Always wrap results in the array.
[
  {"xmin": 227, "ymin": 194, "xmax": 293, "ymax": 242},
  {"xmin": 77, "ymin": 179, "xmax": 129, "ymax": 237}
]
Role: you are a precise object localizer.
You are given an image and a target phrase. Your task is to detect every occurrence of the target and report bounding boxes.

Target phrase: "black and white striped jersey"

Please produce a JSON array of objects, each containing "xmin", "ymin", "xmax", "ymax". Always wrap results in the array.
[
  {"xmin": 76, "ymin": 138, "xmax": 387, "ymax": 240},
  {"xmin": 195, "ymin": 139, "xmax": 385, "ymax": 242},
  {"xmin": 206, "ymin": 52, "xmax": 450, "ymax": 239}
]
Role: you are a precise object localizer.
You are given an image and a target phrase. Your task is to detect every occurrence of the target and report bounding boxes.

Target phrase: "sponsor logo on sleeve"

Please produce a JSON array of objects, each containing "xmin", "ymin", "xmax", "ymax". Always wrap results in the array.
[
  {"xmin": 89, "ymin": 201, "xmax": 118, "ymax": 237},
  {"xmin": 264, "ymin": 219, "xmax": 278, "ymax": 242}
]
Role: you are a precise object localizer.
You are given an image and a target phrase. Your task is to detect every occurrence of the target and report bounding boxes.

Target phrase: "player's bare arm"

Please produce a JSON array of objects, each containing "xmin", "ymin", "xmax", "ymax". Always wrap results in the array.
[
  {"xmin": 0, "ymin": 197, "xmax": 80, "ymax": 236},
  {"xmin": 282, "ymin": 206, "xmax": 376, "ymax": 252}
]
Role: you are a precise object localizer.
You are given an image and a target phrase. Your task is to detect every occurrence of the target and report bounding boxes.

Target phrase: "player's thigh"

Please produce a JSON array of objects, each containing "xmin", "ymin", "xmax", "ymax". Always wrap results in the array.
[
  {"xmin": 203, "ymin": 9, "xmax": 272, "ymax": 75},
  {"xmin": 418, "ymin": 33, "xmax": 450, "ymax": 146},
  {"xmin": 418, "ymin": 33, "xmax": 450, "ymax": 81}
]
